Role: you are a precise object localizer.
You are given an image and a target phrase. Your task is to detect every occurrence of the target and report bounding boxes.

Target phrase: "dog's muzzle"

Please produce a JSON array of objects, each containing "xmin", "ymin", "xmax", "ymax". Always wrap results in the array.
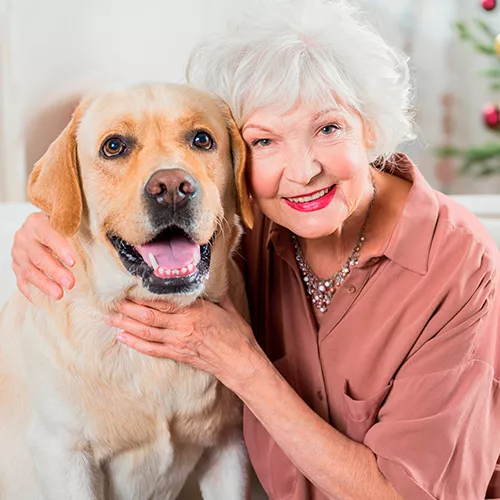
[{"xmin": 108, "ymin": 168, "xmax": 214, "ymax": 295}]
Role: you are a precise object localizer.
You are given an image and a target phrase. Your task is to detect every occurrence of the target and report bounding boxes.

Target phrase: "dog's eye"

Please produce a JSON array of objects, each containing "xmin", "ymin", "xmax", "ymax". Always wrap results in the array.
[
  {"xmin": 101, "ymin": 137, "xmax": 127, "ymax": 157},
  {"xmin": 192, "ymin": 131, "xmax": 214, "ymax": 151}
]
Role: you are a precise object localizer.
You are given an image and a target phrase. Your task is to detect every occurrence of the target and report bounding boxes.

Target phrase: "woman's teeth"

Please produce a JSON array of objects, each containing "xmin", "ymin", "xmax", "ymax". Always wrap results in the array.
[{"xmin": 287, "ymin": 186, "xmax": 332, "ymax": 203}]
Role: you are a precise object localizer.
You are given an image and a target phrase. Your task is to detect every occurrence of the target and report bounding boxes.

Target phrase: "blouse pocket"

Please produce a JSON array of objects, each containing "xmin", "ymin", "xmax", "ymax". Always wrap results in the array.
[
  {"xmin": 342, "ymin": 379, "xmax": 393, "ymax": 443},
  {"xmin": 243, "ymin": 356, "xmax": 299, "ymax": 500}
]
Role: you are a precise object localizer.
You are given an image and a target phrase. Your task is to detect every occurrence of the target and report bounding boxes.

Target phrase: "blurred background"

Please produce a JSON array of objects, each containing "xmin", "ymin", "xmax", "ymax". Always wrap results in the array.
[
  {"xmin": 360, "ymin": 0, "xmax": 500, "ymax": 196},
  {"xmin": 1, "ymin": 0, "xmax": 500, "ymax": 201}
]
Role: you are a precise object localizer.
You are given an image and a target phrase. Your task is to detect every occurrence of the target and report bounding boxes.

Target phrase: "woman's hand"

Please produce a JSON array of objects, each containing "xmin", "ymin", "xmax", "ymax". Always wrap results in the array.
[
  {"xmin": 11, "ymin": 212, "xmax": 76, "ymax": 301},
  {"xmin": 106, "ymin": 296, "xmax": 266, "ymax": 391}
]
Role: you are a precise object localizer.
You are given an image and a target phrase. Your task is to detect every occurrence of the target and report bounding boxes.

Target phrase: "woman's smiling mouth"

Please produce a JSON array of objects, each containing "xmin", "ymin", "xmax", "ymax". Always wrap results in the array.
[{"xmin": 283, "ymin": 185, "xmax": 337, "ymax": 212}]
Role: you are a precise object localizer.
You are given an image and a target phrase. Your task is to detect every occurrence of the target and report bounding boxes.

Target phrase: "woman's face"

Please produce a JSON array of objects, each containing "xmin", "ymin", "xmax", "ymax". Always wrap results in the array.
[{"xmin": 241, "ymin": 101, "xmax": 374, "ymax": 239}]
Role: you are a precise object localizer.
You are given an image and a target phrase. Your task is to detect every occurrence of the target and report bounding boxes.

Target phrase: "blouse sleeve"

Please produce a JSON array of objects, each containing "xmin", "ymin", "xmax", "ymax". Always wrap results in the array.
[{"xmin": 364, "ymin": 251, "xmax": 500, "ymax": 500}]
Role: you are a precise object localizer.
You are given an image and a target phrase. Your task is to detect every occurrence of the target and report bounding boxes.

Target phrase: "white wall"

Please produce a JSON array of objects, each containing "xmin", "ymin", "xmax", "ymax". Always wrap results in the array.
[{"xmin": 0, "ymin": 0, "xmax": 246, "ymax": 202}]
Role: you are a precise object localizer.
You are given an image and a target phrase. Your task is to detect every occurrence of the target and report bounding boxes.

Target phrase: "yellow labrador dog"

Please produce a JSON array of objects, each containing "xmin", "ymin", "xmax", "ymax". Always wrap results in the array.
[{"xmin": 0, "ymin": 83, "xmax": 254, "ymax": 500}]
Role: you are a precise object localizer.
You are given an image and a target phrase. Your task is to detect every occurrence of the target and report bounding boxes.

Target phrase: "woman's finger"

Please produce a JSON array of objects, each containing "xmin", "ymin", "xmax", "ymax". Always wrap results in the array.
[
  {"xmin": 18, "ymin": 245, "xmax": 74, "ymax": 290},
  {"xmin": 116, "ymin": 333, "xmax": 188, "ymax": 361},
  {"xmin": 16, "ymin": 277, "xmax": 32, "ymax": 303},
  {"xmin": 106, "ymin": 313, "xmax": 177, "ymax": 343},
  {"xmin": 11, "ymin": 212, "xmax": 76, "ymax": 298},
  {"xmin": 29, "ymin": 212, "xmax": 75, "ymax": 267},
  {"xmin": 13, "ymin": 262, "xmax": 63, "ymax": 299},
  {"xmin": 117, "ymin": 299, "xmax": 185, "ymax": 329},
  {"xmin": 117, "ymin": 300, "xmax": 167, "ymax": 328},
  {"xmin": 125, "ymin": 297, "xmax": 183, "ymax": 314}
]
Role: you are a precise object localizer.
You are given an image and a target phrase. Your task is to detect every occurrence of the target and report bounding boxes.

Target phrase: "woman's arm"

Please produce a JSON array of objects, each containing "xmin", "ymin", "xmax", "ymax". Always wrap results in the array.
[
  {"xmin": 107, "ymin": 298, "xmax": 402, "ymax": 500},
  {"xmin": 234, "ymin": 355, "xmax": 402, "ymax": 500}
]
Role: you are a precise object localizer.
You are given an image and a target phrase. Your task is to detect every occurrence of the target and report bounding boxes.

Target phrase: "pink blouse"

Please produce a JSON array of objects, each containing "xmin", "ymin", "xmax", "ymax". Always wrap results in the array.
[{"xmin": 241, "ymin": 154, "xmax": 500, "ymax": 499}]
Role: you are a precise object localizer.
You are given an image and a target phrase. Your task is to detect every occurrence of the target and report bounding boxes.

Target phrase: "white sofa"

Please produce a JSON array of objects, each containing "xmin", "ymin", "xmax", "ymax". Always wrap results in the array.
[{"xmin": 1, "ymin": 197, "xmax": 500, "ymax": 308}]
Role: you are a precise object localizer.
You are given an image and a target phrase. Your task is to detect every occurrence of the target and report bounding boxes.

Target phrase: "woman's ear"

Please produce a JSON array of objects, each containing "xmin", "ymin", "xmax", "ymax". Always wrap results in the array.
[
  {"xmin": 28, "ymin": 100, "xmax": 89, "ymax": 237},
  {"xmin": 220, "ymin": 102, "xmax": 254, "ymax": 230},
  {"xmin": 363, "ymin": 120, "xmax": 376, "ymax": 149}
]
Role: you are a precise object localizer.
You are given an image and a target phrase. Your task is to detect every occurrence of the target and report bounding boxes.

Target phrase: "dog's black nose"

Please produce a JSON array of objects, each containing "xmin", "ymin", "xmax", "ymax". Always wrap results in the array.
[{"xmin": 145, "ymin": 169, "xmax": 198, "ymax": 207}]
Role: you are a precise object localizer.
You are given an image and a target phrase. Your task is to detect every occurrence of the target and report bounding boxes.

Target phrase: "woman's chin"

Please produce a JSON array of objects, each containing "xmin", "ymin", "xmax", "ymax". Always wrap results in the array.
[
  {"xmin": 260, "ymin": 203, "xmax": 347, "ymax": 240},
  {"xmin": 290, "ymin": 228, "xmax": 339, "ymax": 240},
  {"xmin": 284, "ymin": 218, "xmax": 343, "ymax": 240}
]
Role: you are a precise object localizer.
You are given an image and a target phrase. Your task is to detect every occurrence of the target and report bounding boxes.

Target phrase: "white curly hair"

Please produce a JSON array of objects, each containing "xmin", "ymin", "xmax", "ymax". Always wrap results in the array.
[{"xmin": 186, "ymin": 0, "xmax": 416, "ymax": 161}]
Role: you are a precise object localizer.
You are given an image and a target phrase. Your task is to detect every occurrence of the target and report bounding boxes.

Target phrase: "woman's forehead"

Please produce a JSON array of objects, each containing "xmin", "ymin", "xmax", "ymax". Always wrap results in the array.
[{"xmin": 242, "ymin": 101, "xmax": 353, "ymax": 130}]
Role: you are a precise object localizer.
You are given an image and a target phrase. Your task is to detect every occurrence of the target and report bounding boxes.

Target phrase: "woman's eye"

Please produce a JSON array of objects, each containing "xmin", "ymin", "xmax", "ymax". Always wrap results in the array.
[
  {"xmin": 193, "ymin": 131, "xmax": 214, "ymax": 150},
  {"xmin": 253, "ymin": 138, "xmax": 273, "ymax": 147},
  {"xmin": 101, "ymin": 137, "xmax": 128, "ymax": 157},
  {"xmin": 320, "ymin": 124, "xmax": 340, "ymax": 135}
]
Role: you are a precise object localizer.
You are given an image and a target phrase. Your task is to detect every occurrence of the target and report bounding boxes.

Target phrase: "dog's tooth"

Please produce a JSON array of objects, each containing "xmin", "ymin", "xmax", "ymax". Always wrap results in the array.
[
  {"xmin": 187, "ymin": 264, "xmax": 194, "ymax": 272},
  {"xmin": 181, "ymin": 267, "xmax": 188, "ymax": 274},
  {"xmin": 173, "ymin": 270, "xmax": 180, "ymax": 276},
  {"xmin": 165, "ymin": 269, "xmax": 171, "ymax": 276},
  {"xmin": 158, "ymin": 267, "xmax": 165, "ymax": 276},
  {"xmin": 149, "ymin": 253, "xmax": 159, "ymax": 271}
]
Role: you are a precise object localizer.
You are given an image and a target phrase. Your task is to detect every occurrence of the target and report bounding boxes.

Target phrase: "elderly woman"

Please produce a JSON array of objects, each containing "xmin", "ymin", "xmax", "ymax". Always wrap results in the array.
[{"xmin": 10, "ymin": 1, "xmax": 500, "ymax": 499}]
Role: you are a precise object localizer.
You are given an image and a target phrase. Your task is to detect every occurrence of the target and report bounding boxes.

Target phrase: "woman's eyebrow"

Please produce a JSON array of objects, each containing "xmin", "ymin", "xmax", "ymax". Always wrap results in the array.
[
  {"xmin": 243, "ymin": 108, "xmax": 345, "ymax": 134},
  {"xmin": 311, "ymin": 108, "xmax": 343, "ymax": 121},
  {"xmin": 242, "ymin": 124, "xmax": 275, "ymax": 134}
]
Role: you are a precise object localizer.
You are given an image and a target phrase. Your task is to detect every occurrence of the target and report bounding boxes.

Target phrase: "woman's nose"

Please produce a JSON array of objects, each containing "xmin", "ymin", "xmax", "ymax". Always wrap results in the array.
[{"xmin": 283, "ymin": 147, "xmax": 322, "ymax": 185}]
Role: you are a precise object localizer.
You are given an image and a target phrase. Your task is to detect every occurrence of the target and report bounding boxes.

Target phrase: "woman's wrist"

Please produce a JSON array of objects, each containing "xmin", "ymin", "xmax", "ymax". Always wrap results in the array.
[
  {"xmin": 228, "ymin": 345, "xmax": 275, "ymax": 400},
  {"xmin": 224, "ymin": 339, "xmax": 272, "ymax": 396}
]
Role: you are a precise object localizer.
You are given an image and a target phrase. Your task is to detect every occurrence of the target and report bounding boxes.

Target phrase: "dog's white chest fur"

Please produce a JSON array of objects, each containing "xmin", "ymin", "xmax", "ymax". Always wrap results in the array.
[{"xmin": 0, "ymin": 290, "xmax": 245, "ymax": 500}]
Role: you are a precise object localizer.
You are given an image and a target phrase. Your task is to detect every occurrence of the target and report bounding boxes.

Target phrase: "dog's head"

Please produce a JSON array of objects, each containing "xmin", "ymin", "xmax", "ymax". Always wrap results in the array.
[{"xmin": 28, "ymin": 83, "xmax": 253, "ymax": 300}]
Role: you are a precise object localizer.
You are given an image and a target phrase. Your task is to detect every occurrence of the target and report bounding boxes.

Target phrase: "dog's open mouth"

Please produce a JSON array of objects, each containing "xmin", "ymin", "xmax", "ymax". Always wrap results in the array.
[{"xmin": 108, "ymin": 226, "xmax": 213, "ymax": 295}]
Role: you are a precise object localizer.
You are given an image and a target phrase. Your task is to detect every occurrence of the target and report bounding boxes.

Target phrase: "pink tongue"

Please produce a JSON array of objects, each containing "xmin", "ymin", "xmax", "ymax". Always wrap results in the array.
[{"xmin": 137, "ymin": 234, "xmax": 199, "ymax": 270}]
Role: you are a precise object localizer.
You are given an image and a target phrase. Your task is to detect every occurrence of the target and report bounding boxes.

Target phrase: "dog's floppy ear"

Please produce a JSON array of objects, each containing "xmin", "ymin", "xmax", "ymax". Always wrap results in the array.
[
  {"xmin": 28, "ymin": 100, "xmax": 89, "ymax": 237},
  {"xmin": 220, "ymin": 103, "xmax": 254, "ymax": 230}
]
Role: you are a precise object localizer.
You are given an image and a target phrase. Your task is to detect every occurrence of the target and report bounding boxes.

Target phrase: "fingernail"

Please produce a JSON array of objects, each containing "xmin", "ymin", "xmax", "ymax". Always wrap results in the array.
[
  {"xmin": 61, "ymin": 277, "xmax": 72, "ymax": 289},
  {"xmin": 65, "ymin": 255, "xmax": 75, "ymax": 267},
  {"xmin": 116, "ymin": 334, "xmax": 127, "ymax": 343},
  {"xmin": 104, "ymin": 315, "xmax": 113, "ymax": 325},
  {"xmin": 50, "ymin": 287, "xmax": 61, "ymax": 299}
]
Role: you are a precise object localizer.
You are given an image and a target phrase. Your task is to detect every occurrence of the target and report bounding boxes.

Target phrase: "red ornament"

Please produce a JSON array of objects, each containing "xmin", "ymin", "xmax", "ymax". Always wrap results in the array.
[
  {"xmin": 482, "ymin": 0, "xmax": 497, "ymax": 11},
  {"xmin": 483, "ymin": 103, "xmax": 500, "ymax": 129}
]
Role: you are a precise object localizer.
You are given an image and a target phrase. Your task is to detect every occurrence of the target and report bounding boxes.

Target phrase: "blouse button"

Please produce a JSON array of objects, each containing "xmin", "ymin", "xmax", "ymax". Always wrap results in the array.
[
  {"xmin": 317, "ymin": 390, "xmax": 324, "ymax": 401},
  {"xmin": 346, "ymin": 285, "xmax": 356, "ymax": 294},
  {"xmin": 370, "ymin": 257, "xmax": 380, "ymax": 264}
]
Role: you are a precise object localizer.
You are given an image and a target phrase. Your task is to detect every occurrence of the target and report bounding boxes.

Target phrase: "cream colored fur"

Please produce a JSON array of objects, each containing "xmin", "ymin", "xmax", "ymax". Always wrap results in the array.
[{"xmin": 0, "ymin": 83, "xmax": 251, "ymax": 500}]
